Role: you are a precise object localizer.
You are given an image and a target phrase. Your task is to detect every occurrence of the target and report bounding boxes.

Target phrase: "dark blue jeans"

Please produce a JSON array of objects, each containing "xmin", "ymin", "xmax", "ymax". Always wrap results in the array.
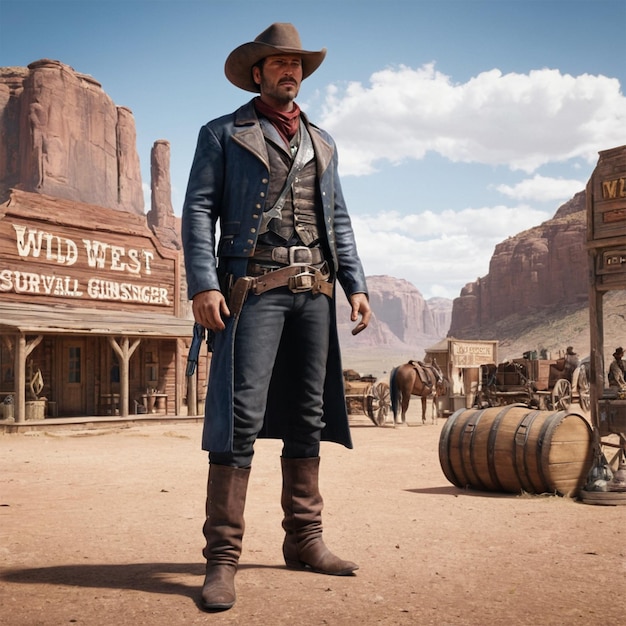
[{"xmin": 209, "ymin": 288, "xmax": 331, "ymax": 468}]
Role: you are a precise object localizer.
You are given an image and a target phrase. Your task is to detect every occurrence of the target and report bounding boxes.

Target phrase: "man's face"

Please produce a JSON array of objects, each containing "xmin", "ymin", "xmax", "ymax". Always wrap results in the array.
[{"xmin": 253, "ymin": 54, "xmax": 303, "ymax": 109}]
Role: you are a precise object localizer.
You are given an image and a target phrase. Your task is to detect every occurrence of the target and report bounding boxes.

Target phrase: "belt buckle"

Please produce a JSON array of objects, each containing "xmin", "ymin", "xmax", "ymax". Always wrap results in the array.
[
  {"xmin": 288, "ymin": 246, "xmax": 312, "ymax": 266},
  {"xmin": 288, "ymin": 270, "xmax": 315, "ymax": 293}
]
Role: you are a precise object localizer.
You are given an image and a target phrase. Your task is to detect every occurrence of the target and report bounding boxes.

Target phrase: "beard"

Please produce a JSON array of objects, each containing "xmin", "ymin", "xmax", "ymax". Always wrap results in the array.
[{"xmin": 259, "ymin": 76, "xmax": 300, "ymax": 105}]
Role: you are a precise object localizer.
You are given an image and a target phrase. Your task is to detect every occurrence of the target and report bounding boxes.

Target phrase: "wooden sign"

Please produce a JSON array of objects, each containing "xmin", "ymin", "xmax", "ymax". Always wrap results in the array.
[
  {"xmin": 0, "ymin": 189, "xmax": 180, "ymax": 315},
  {"xmin": 587, "ymin": 144, "xmax": 626, "ymax": 242},
  {"xmin": 586, "ymin": 144, "xmax": 626, "ymax": 290},
  {"xmin": 449, "ymin": 340, "xmax": 497, "ymax": 368}
]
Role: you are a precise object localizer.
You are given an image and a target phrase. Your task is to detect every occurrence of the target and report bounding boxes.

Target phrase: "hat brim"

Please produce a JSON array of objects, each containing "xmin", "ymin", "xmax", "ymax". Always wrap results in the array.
[{"xmin": 225, "ymin": 42, "xmax": 327, "ymax": 92}]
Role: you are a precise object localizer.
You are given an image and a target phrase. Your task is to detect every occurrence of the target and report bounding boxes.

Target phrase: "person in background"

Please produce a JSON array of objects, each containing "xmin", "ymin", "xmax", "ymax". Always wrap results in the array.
[
  {"xmin": 608, "ymin": 346, "xmax": 626, "ymax": 391},
  {"xmin": 563, "ymin": 346, "xmax": 580, "ymax": 382},
  {"xmin": 181, "ymin": 23, "xmax": 370, "ymax": 612}
]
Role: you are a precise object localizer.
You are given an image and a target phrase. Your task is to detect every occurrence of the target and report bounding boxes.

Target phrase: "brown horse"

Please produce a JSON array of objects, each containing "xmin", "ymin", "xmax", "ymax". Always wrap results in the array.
[{"xmin": 389, "ymin": 360, "xmax": 448, "ymax": 425}]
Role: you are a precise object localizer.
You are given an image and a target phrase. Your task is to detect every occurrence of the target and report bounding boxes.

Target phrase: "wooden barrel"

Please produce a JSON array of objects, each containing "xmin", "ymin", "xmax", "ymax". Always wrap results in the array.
[{"xmin": 438, "ymin": 404, "xmax": 593, "ymax": 496}]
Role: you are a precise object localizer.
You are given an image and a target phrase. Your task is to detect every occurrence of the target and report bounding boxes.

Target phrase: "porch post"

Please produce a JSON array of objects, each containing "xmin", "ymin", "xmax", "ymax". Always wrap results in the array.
[
  {"xmin": 108, "ymin": 336, "xmax": 140, "ymax": 417},
  {"xmin": 14, "ymin": 334, "xmax": 25, "ymax": 423}
]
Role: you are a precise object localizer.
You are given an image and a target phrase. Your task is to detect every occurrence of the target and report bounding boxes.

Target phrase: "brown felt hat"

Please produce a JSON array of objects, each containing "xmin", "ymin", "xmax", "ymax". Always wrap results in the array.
[
  {"xmin": 614, "ymin": 347, "xmax": 624, "ymax": 358},
  {"xmin": 225, "ymin": 23, "xmax": 327, "ymax": 93}
]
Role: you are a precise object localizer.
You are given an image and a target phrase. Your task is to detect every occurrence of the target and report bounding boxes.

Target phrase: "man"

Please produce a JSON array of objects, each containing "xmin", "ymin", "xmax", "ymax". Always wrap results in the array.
[
  {"xmin": 181, "ymin": 23, "xmax": 370, "ymax": 612},
  {"xmin": 563, "ymin": 346, "xmax": 579, "ymax": 383},
  {"xmin": 608, "ymin": 347, "xmax": 626, "ymax": 391}
]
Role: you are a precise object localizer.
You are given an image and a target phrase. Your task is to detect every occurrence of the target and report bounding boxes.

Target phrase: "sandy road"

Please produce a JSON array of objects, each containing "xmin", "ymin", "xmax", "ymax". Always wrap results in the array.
[{"xmin": 1, "ymin": 407, "xmax": 624, "ymax": 626}]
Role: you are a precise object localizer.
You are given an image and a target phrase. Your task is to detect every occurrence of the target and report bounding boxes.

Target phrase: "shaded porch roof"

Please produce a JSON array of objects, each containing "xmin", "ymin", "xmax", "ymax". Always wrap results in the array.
[{"xmin": 0, "ymin": 302, "xmax": 195, "ymax": 338}]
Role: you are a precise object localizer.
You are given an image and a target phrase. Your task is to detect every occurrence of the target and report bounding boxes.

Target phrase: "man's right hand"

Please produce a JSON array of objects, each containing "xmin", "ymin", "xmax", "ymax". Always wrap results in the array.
[{"xmin": 192, "ymin": 290, "xmax": 231, "ymax": 332}]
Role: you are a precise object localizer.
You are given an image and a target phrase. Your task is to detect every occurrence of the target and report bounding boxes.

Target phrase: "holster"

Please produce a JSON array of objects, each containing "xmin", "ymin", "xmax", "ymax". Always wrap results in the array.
[{"xmin": 228, "ymin": 276, "xmax": 254, "ymax": 317}]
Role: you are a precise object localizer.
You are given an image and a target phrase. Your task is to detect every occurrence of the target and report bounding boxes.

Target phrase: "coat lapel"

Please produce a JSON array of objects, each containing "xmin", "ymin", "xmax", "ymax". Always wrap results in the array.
[
  {"xmin": 230, "ymin": 100, "xmax": 334, "ymax": 175},
  {"xmin": 231, "ymin": 101, "xmax": 269, "ymax": 168},
  {"xmin": 303, "ymin": 116, "xmax": 333, "ymax": 176}
]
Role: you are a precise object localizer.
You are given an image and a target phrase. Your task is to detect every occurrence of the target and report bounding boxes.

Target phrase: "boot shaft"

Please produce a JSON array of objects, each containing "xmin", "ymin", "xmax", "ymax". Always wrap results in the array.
[
  {"xmin": 280, "ymin": 456, "xmax": 324, "ymax": 532},
  {"xmin": 203, "ymin": 464, "xmax": 251, "ymax": 564}
]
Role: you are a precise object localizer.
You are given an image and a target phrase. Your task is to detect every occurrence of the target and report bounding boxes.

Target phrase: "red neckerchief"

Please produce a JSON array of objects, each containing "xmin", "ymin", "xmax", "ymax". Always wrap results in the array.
[{"xmin": 254, "ymin": 97, "xmax": 301, "ymax": 147}]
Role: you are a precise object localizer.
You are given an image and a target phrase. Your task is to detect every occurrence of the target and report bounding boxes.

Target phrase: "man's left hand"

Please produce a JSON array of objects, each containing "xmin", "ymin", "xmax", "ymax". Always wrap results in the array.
[{"xmin": 349, "ymin": 293, "xmax": 371, "ymax": 335}]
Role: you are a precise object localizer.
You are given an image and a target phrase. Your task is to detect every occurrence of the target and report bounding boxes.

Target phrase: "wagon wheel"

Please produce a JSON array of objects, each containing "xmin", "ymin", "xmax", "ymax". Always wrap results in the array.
[
  {"xmin": 367, "ymin": 382, "xmax": 390, "ymax": 426},
  {"xmin": 577, "ymin": 366, "xmax": 591, "ymax": 412},
  {"xmin": 551, "ymin": 378, "xmax": 572, "ymax": 411}
]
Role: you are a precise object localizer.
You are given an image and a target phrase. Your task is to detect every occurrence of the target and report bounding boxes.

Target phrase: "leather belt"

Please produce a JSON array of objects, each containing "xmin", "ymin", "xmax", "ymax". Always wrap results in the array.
[
  {"xmin": 252, "ymin": 245, "xmax": 324, "ymax": 266},
  {"xmin": 247, "ymin": 260, "xmax": 328, "ymax": 277},
  {"xmin": 251, "ymin": 264, "xmax": 333, "ymax": 297},
  {"xmin": 227, "ymin": 265, "xmax": 333, "ymax": 317}
]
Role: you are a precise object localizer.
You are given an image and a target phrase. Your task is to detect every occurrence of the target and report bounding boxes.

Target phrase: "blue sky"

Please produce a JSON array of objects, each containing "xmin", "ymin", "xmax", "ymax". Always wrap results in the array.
[{"xmin": 2, "ymin": 0, "xmax": 625, "ymax": 299}]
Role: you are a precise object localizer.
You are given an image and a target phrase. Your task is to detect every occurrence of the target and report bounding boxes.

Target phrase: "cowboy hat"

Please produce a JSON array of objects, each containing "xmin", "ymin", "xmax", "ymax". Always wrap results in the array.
[
  {"xmin": 614, "ymin": 347, "xmax": 624, "ymax": 358},
  {"xmin": 225, "ymin": 23, "xmax": 327, "ymax": 93}
]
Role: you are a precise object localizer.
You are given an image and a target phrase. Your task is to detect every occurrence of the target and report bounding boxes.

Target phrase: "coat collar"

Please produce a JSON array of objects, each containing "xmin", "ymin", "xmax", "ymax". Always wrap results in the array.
[{"xmin": 232, "ymin": 99, "xmax": 333, "ymax": 174}]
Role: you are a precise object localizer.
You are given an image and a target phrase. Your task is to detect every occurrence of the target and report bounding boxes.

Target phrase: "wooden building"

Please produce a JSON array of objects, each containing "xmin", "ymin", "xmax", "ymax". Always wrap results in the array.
[
  {"xmin": 0, "ymin": 189, "xmax": 206, "ymax": 422},
  {"xmin": 586, "ymin": 144, "xmax": 626, "ymax": 468},
  {"xmin": 424, "ymin": 337, "xmax": 499, "ymax": 412}
]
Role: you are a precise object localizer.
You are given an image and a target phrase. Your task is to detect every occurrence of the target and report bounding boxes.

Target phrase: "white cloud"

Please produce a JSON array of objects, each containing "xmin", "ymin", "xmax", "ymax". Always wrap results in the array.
[
  {"xmin": 319, "ymin": 65, "xmax": 626, "ymax": 176},
  {"xmin": 353, "ymin": 204, "xmax": 551, "ymax": 300},
  {"xmin": 495, "ymin": 175, "xmax": 586, "ymax": 202}
]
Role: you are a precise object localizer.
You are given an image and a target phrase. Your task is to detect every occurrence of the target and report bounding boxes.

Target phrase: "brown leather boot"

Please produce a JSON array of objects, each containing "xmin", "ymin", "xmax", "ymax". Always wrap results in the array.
[
  {"xmin": 280, "ymin": 456, "xmax": 358, "ymax": 576},
  {"xmin": 201, "ymin": 464, "xmax": 250, "ymax": 611}
]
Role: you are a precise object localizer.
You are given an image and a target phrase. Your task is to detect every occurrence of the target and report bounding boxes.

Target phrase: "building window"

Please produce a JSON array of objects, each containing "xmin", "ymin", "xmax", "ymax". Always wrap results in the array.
[
  {"xmin": 69, "ymin": 347, "xmax": 81, "ymax": 383},
  {"xmin": 110, "ymin": 355, "xmax": 120, "ymax": 383},
  {"xmin": 1, "ymin": 342, "xmax": 14, "ymax": 391}
]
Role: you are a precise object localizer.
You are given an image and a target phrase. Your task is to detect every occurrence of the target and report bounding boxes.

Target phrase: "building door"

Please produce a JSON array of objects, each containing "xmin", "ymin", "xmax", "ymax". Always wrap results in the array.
[{"xmin": 58, "ymin": 339, "xmax": 86, "ymax": 416}]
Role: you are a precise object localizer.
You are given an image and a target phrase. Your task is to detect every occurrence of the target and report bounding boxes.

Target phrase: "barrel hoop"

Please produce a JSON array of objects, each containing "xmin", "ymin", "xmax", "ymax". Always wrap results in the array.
[
  {"xmin": 535, "ymin": 410, "xmax": 566, "ymax": 494},
  {"xmin": 454, "ymin": 408, "xmax": 482, "ymax": 488},
  {"xmin": 514, "ymin": 410, "xmax": 542, "ymax": 493},
  {"xmin": 463, "ymin": 409, "xmax": 488, "ymax": 490},
  {"xmin": 438, "ymin": 407, "xmax": 465, "ymax": 488},
  {"xmin": 487, "ymin": 404, "xmax": 524, "ymax": 492}
]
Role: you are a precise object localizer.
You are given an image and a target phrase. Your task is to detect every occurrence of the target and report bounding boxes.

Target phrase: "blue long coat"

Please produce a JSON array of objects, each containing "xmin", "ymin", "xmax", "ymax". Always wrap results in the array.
[{"xmin": 181, "ymin": 99, "xmax": 368, "ymax": 452}]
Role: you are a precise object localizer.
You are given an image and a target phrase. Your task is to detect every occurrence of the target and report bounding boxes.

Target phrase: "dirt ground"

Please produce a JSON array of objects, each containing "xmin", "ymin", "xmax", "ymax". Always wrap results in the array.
[{"xmin": 1, "ymin": 404, "xmax": 624, "ymax": 626}]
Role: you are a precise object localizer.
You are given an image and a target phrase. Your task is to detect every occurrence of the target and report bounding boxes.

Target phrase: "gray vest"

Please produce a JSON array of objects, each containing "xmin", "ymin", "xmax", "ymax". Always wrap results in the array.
[{"xmin": 259, "ymin": 120, "xmax": 321, "ymax": 246}]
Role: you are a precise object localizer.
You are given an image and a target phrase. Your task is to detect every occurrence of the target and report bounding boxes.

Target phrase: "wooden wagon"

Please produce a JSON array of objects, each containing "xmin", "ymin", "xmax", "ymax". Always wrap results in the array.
[
  {"xmin": 474, "ymin": 356, "xmax": 590, "ymax": 412},
  {"xmin": 343, "ymin": 369, "xmax": 391, "ymax": 426}
]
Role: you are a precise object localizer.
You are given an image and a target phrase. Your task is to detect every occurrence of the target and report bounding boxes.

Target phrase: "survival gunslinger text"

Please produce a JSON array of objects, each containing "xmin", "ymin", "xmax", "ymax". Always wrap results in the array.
[{"xmin": 0, "ymin": 270, "xmax": 170, "ymax": 305}]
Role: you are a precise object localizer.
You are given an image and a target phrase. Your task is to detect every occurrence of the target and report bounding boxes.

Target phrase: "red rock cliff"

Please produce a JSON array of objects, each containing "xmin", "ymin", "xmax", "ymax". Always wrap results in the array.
[
  {"xmin": 449, "ymin": 191, "xmax": 588, "ymax": 336},
  {"xmin": 0, "ymin": 59, "xmax": 144, "ymax": 214}
]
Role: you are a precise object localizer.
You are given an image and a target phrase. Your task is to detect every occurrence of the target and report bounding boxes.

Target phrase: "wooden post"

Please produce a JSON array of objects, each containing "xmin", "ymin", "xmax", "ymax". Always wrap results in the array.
[
  {"xmin": 108, "ymin": 336, "xmax": 140, "ymax": 417},
  {"xmin": 13, "ymin": 333, "xmax": 44, "ymax": 423},
  {"xmin": 175, "ymin": 338, "xmax": 183, "ymax": 416},
  {"xmin": 14, "ymin": 334, "xmax": 25, "ymax": 423}
]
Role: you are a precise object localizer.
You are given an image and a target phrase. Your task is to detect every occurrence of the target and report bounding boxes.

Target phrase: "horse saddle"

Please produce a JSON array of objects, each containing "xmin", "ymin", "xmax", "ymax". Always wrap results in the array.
[{"xmin": 408, "ymin": 360, "xmax": 439, "ymax": 388}]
